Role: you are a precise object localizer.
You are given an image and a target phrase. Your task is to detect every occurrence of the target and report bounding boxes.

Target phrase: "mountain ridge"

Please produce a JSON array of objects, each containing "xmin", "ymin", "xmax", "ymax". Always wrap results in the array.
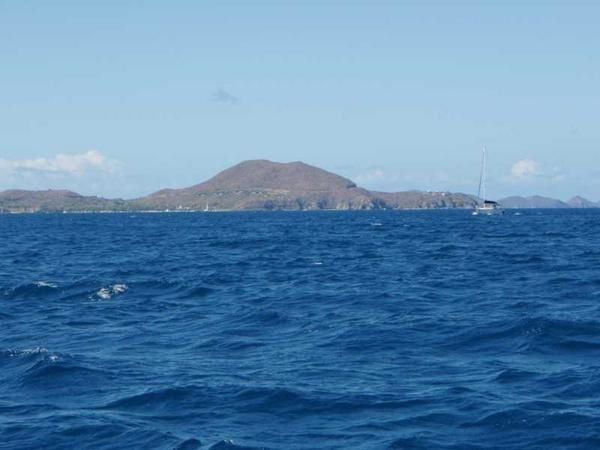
[
  {"xmin": 498, "ymin": 195, "xmax": 599, "ymax": 209},
  {"xmin": 1, "ymin": 160, "xmax": 597, "ymax": 212}
]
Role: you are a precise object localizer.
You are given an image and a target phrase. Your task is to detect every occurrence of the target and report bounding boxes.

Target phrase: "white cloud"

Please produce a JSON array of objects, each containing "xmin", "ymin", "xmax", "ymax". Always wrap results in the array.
[
  {"xmin": 510, "ymin": 159, "xmax": 539, "ymax": 179},
  {"xmin": 504, "ymin": 160, "xmax": 566, "ymax": 190},
  {"xmin": 1, "ymin": 150, "xmax": 116, "ymax": 175},
  {"xmin": 0, "ymin": 150, "xmax": 124, "ymax": 197}
]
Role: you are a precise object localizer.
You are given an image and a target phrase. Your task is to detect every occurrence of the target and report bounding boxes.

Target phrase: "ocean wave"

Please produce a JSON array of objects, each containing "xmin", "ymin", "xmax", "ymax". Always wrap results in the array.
[
  {"xmin": 175, "ymin": 438, "xmax": 203, "ymax": 450},
  {"xmin": 462, "ymin": 405, "xmax": 599, "ymax": 432},
  {"xmin": 100, "ymin": 386, "xmax": 196, "ymax": 413},
  {"xmin": 493, "ymin": 367, "xmax": 538, "ymax": 383},
  {"xmin": 97, "ymin": 384, "xmax": 432, "ymax": 422},
  {"xmin": 0, "ymin": 348, "xmax": 113, "ymax": 395},
  {"xmin": 3, "ymin": 282, "xmax": 59, "ymax": 300},
  {"xmin": 26, "ymin": 423, "xmax": 191, "ymax": 450},
  {"xmin": 183, "ymin": 285, "xmax": 215, "ymax": 299},
  {"xmin": 461, "ymin": 408, "xmax": 536, "ymax": 430},
  {"xmin": 208, "ymin": 440, "xmax": 269, "ymax": 450},
  {"xmin": 22, "ymin": 359, "xmax": 105, "ymax": 383},
  {"xmin": 388, "ymin": 436, "xmax": 435, "ymax": 450},
  {"xmin": 1, "ymin": 346, "xmax": 51, "ymax": 359},
  {"xmin": 446, "ymin": 316, "xmax": 600, "ymax": 353},
  {"xmin": 22, "ymin": 367, "xmax": 111, "ymax": 394}
]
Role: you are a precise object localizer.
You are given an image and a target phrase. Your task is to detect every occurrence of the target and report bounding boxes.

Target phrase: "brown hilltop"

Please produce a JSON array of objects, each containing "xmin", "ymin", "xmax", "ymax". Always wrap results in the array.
[
  {"xmin": 133, "ymin": 159, "xmax": 476, "ymax": 211},
  {"xmin": 194, "ymin": 160, "xmax": 358, "ymax": 192},
  {"xmin": 135, "ymin": 160, "xmax": 375, "ymax": 210}
]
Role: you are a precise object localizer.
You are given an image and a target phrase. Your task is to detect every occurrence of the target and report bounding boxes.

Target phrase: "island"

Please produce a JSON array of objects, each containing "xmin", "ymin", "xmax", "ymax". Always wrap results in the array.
[{"xmin": 0, "ymin": 160, "xmax": 597, "ymax": 213}]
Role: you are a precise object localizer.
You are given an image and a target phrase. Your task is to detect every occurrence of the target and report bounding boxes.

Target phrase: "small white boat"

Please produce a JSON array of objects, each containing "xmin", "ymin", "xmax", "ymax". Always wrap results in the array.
[
  {"xmin": 473, "ymin": 200, "xmax": 502, "ymax": 215},
  {"xmin": 473, "ymin": 147, "xmax": 503, "ymax": 216}
]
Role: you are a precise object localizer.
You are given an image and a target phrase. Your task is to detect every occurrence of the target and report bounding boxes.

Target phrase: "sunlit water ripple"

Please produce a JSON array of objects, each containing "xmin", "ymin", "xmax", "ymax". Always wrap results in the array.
[{"xmin": 1, "ymin": 210, "xmax": 600, "ymax": 449}]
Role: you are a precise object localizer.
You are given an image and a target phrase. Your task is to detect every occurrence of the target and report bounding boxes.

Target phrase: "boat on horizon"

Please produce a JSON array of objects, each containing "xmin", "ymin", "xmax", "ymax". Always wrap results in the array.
[{"xmin": 473, "ymin": 147, "xmax": 503, "ymax": 216}]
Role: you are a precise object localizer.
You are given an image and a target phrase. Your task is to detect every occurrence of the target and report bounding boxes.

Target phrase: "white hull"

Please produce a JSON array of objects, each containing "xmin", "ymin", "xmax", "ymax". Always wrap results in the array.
[{"xmin": 473, "ymin": 206, "xmax": 503, "ymax": 216}]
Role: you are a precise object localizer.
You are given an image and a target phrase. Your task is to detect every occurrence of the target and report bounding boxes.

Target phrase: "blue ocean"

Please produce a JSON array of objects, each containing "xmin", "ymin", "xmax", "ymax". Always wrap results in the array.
[{"xmin": 2, "ymin": 210, "xmax": 600, "ymax": 450}]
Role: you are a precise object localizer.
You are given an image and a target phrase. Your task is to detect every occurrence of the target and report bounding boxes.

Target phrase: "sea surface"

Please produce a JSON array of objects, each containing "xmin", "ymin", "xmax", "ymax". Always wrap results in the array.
[{"xmin": 1, "ymin": 210, "xmax": 600, "ymax": 450}]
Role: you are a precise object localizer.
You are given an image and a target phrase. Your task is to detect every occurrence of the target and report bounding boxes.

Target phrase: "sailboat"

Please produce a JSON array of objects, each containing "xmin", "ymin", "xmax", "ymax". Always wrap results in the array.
[{"xmin": 473, "ymin": 147, "xmax": 502, "ymax": 215}]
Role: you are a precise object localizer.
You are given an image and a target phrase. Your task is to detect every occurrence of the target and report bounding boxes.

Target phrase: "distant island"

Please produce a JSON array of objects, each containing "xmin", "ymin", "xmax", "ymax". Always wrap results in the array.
[{"xmin": 0, "ymin": 160, "xmax": 598, "ymax": 213}]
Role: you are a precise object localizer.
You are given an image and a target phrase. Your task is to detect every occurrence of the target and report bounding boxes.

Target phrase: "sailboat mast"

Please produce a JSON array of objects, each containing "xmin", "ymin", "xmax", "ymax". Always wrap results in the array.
[
  {"xmin": 477, "ymin": 147, "xmax": 486, "ymax": 205},
  {"xmin": 482, "ymin": 147, "xmax": 487, "ymax": 203}
]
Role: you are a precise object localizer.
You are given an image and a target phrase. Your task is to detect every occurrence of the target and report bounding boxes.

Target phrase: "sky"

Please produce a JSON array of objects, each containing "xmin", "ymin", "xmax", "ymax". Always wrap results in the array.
[{"xmin": 1, "ymin": 1, "xmax": 599, "ymax": 200}]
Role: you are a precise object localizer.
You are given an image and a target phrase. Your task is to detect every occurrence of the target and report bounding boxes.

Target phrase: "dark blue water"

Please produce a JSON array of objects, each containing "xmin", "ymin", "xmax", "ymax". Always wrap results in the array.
[{"xmin": 2, "ymin": 210, "xmax": 600, "ymax": 449}]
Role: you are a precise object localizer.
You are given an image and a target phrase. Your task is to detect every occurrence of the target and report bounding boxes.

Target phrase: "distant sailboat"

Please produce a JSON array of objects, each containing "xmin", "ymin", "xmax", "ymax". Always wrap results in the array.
[
  {"xmin": 204, "ymin": 201, "xmax": 210, "ymax": 212},
  {"xmin": 473, "ymin": 147, "xmax": 502, "ymax": 215}
]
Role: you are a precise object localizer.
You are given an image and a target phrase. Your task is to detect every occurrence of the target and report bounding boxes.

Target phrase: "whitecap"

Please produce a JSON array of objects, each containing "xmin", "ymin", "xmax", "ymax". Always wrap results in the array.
[
  {"xmin": 112, "ymin": 284, "xmax": 128, "ymax": 294},
  {"xmin": 22, "ymin": 346, "xmax": 48, "ymax": 355},
  {"xmin": 94, "ymin": 284, "xmax": 129, "ymax": 300},
  {"xmin": 35, "ymin": 281, "xmax": 57, "ymax": 288},
  {"xmin": 96, "ymin": 288, "xmax": 112, "ymax": 300},
  {"xmin": 2, "ymin": 347, "xmax": 54, "ymax": 359},
  {"xmin": 17, "ymin": 347, "xmax": 61, "ymax": 362}
]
